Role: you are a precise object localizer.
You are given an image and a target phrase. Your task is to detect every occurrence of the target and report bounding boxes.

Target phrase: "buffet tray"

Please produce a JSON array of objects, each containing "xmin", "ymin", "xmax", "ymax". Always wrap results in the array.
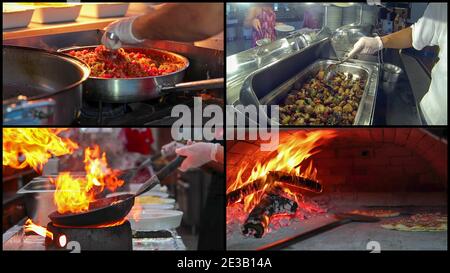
[
  {"xmin": 262, "ymin": 59, "xmax": 373, "ymax": 125},
  {"xmin": 240, "ymin": 58, "xmax": 379, "ymax": 125}
]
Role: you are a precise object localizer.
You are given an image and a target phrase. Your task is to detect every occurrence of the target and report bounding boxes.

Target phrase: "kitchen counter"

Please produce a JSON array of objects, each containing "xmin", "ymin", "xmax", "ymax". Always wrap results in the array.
[
  {"xmin": 3, "ymin": 12, "xmax": 224, "ymax": 51},
  {"xmin": 227, "ymin": 35, "xmax": 432, "ymax": 126},
  {"xmin": 372, "ymin": 49, "xmax": 425, "ymax": 125}
]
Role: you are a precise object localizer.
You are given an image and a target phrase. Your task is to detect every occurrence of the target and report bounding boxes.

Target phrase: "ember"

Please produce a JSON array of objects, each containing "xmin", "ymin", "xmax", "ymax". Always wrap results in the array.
[{"xmin": 227, "ymin": 130, "xmax": 336, "ymax": 237}]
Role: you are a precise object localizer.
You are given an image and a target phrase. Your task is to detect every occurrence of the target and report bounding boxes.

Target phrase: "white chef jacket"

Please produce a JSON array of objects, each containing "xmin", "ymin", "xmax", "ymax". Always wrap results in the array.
[{"xmin": 411, "ymin": 3, "xmax": 447, "ymax": 125}]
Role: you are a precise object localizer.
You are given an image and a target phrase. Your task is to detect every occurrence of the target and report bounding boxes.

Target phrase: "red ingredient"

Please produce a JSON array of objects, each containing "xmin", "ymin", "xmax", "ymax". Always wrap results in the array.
[{"xmin": 68, "ymin": 45, "xmax": 184, "ymax": 78}]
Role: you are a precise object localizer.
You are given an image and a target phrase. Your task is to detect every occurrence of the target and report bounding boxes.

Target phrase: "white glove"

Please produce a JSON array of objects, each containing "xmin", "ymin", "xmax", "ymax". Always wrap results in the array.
[
  {"xmin": 175, "ymin": 142, "xmax": 220, "ymax": 172},
  {"xmin": 348, "ymin": 36, "xmax": 383, "ymax": 57},
  {"xmin": 101, "ymin": 16, "xmax": 145, "ymax": 50}
]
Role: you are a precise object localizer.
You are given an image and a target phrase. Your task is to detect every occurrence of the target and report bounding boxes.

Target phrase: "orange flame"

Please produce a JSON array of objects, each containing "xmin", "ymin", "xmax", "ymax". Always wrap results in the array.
[
  {"xmin": 53, "ymin": 173, "xmax": 92, "ymax": 214},
  {"xmin": 84, "ymin": 145, "xmax": 124, "ymax": 192},
  {"xmin": 2, "ymin": 128, "xmax": 78, "ymax": 172},
  {"xmin": 227, "ymin": 130, "xmax": 336, "ymax": 212},
  {"xmin": 24, "ymin": 219, "xmax": 53, "ymax": 240},
  {"xmin": 53, "ymin": 145, "xmax": 124, "ymax": 214}
]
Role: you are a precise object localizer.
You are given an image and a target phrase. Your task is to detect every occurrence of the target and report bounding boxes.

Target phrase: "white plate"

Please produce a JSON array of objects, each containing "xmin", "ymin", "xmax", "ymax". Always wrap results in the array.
[
  {"xmin": 128, "ymin": 183, "xmax": 168, "ymax": 197},
  {"xmin": 135, "ymin": 196, "xmax": 175, "ymax": 205},
  {"xmin": 275, "ymin": 24, "xmax": 295, "ymax": 32},
  {"xmin": 127, "ymin": 209, "xmax": 183, "ymax": 231},
  {"xmin": 131, "ymin": 203, "xmax": 175, "ymax": 210}
]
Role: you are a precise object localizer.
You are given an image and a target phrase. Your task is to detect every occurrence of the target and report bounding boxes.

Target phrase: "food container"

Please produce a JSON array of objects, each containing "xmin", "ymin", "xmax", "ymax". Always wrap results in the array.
[
  {"xmin": 22, "ymin": 3, "xmax": 82, "ymax": 24},
  {"xmin": 2, "ymin": 5, "xmax": 34, "ymax": 29},
  {"xmin": 127, "ymin": 209, "xmax": 183, "ymax": 231},
  {"xmin": 382, "ymin": 63, "xmax": 403, "ymax": 95},
  {"xmin": 80, "ymin": 3, "xmax": 129, "ymax": 18},
  {"xmin": 240, "ymin": 58, "xmax": 379, "ymax": 125},
  {"xmin": 16, "ymin": 179, "xmax": 57, "ymax": 226}
]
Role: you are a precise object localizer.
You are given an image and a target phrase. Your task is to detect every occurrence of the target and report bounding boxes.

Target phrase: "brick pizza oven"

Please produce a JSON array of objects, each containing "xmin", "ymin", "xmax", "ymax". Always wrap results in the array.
[{"xmin": 226, "ymin": 128, "xmax": 447, "ymax": 250}]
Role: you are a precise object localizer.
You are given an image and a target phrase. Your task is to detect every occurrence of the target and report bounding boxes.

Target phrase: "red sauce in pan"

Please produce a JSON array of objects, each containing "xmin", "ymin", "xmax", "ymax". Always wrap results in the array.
[{"xmin": 68, "ymin": 45, "xmax": 185, "ymax": 79}]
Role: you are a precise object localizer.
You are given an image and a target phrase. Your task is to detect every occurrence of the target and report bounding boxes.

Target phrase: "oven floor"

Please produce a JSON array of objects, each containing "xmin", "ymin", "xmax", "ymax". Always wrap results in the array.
[
  {"xmin": 227, "ymin": 193, "xmax": 447, "ymax": 250},
  {"xmin": 286, "ymin": 220, "xmax": 447, "ymax": 250}
]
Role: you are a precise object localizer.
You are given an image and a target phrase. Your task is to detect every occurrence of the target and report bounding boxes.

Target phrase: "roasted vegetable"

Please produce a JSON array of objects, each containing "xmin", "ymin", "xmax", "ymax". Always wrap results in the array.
[{"xmin": 280, "ymin": 70, "xmax": 365, "ymax": 125}]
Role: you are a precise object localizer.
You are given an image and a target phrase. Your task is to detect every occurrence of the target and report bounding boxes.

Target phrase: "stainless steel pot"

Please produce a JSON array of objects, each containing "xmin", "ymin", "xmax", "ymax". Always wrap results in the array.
[
  {"xmin": 382, "ymin": 63, "xmax": 403, "ymax": 95},
  {"xmin": 58, "ymin": 45, "xmax": 223, "ymax": 103},
  {"xmin": 3, "ymin": 45, "xmax": 90, "ymax": 125}
]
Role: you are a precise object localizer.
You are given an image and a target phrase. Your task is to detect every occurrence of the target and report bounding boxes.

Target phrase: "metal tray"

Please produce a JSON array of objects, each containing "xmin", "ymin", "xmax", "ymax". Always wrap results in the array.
[
  {"xmin": 240, "ymin": 58, "xmax": 379, "ymax": 125},
  {"xmin": 16, "ymin": 173, "xmax": 85, "ymax": 194}
]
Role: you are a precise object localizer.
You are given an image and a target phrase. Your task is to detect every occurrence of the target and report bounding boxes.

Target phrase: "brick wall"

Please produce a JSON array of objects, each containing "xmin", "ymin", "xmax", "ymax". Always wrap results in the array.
[{"xmin": 226, "ymin": 129, "xmax": 447, "ymax": 192}]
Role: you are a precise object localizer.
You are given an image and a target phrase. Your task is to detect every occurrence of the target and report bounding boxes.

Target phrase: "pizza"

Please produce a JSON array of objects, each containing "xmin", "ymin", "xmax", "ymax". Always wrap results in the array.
[
  {"xmin": 350, "ymin": 209, "xmax": 400, "ymax": 218},
  {"xmin": 381, "ymin": 213, "xmax": 447, "ymax": 232}
]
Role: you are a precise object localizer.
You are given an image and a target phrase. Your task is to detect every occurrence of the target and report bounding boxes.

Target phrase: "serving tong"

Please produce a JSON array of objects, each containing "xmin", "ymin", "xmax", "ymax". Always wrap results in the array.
[{"xmin": 324, "ymin": 54, "xmax": 352, "ymax": 82}]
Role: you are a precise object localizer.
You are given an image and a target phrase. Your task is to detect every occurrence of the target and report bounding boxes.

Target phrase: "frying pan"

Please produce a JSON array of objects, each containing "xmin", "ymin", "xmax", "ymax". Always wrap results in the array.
[
  {"xmin": 48, "ymin": 155, "xmax": 185, "ymax": 227},
  {"xmin": 57, "ymin": 45, "xmax": 224, "ymax": 103}
]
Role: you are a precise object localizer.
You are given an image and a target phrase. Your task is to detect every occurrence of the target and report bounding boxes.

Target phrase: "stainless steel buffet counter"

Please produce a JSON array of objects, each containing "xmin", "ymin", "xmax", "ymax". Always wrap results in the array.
[
  {"xmin": 227, "ymin": 35, "xmax": 430, "ymax": 126},
  {"xmin": 227, "ymin": 36, "xmax": 379, "ymax": 125}
]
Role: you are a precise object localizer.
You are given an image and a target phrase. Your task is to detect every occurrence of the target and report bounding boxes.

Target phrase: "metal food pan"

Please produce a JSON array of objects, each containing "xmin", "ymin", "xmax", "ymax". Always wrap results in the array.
[
  {"xmin": 240, "ymin": 58, "xmax": 379, "ymax": 125},
  {"xmin": 261, "ymin": 59, "xmax": 373, "ymax": 125}
]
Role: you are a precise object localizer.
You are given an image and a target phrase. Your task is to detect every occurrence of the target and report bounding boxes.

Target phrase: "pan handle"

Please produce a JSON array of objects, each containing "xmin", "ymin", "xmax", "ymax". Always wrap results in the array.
[
  {"xmin": 56, "ymin": 46, "xmax": 85, "ymax": 53},
  {"xmin": 160, "ymin": 78, "xmax": 224, "ymax": 94},
  {"xmin": 135, "ymin": 155, "xmax": 186, "ymax": 197}
]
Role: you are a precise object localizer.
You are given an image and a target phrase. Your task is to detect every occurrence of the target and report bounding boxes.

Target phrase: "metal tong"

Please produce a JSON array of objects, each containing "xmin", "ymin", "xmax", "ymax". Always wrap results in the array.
[{"xmin": 324, "ymin": 53, "xmax": 352, "ymax": 81}]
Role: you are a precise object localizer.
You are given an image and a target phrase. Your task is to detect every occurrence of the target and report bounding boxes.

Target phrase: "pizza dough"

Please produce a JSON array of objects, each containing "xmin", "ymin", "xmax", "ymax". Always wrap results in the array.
[
  {"xmin": 350, "ymin": 209, "xmax": 400, "ymax": 218},
  {"xmin": 381, "ymin": 213, "xmax": 447, "ymax": 232}
]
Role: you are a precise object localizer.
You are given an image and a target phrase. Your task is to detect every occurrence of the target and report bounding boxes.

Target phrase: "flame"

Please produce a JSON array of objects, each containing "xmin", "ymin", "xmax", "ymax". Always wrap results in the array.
[
  {"xmin": 227, "ymin": 130, "xmax": 336, "ymax": 212},
  {"xmin": 24, "ymin": 219, "xmax": 53, "ymax": 240},
  {"xmin": 2, "ymin": 128, "xmax": 78, "ymax": 172},
  {"xmin": 84, "ymin": 145, "xmax": 124, "ymax": 192},
  {"xmin": 53, "ymin": 145, "xmax": 124, "ymax": 214},
  {"xmin": 53, "ymin": 173, "xmax": 92, "ymax": 214}
]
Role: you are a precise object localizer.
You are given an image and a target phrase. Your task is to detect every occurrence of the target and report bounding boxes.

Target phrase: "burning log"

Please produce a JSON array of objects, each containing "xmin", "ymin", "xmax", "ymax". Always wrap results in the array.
[
  {"xmin": 242, "ymin": 193, "xmax": 298, "ymax": 238},
  {"xmin": 268, "ymin": 171, "xmax": 323, "ymax": 193},
  {"xmin": 226, "ymin": 171, "xmax": 322, "ymax": 206}
]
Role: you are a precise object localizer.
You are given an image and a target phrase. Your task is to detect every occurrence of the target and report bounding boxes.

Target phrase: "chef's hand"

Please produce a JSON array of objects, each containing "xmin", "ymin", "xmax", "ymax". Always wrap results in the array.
[
  {"xmin": 175, "ymin": 142, "xmax": 221, "ymax": 172},
  {"xmin": 348, "ymin": 36, "xmax": 383, "ymax": 57},
  {"xmin": 101, "ymin": 16, "xmax": 145, "ymax": 50}
]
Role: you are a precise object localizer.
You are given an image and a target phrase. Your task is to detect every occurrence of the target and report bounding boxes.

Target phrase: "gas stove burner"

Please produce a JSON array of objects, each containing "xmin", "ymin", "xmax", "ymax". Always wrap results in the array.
[
  {"xmin": 45, "ymin": 220, "xmax": 132, "ymax": 251},
  {"xmin": 80, "ymin": 100, "xmax": 128, "ymax": 122},
  {"xmin": 75, "ymin": 89, "xmax": 223, "ymax": 125}
]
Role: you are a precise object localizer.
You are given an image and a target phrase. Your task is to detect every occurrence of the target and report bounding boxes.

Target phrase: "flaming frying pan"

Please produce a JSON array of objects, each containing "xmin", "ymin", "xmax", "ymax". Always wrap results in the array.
[{"xmin": 48, "ymin": 156, "xmax": 185, "ymax": 227}]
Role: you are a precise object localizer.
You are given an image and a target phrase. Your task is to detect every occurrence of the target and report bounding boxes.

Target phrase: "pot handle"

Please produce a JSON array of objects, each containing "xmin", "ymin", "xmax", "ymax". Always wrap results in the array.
[
  {"xmin": 160, "ymin": 78, "xmax": 224, "ymax": 94},
  {"xmin": 56, "ymin": 46, "xmax": 85, "ymax": 53}
]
